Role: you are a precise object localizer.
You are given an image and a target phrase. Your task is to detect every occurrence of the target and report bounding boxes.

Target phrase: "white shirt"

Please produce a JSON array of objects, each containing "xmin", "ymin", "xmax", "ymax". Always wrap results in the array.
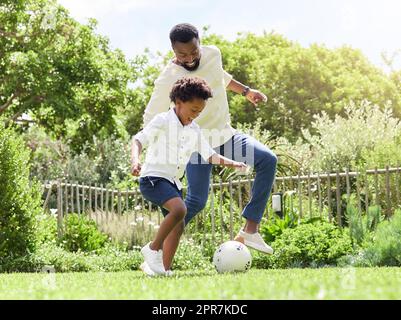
[
  {"xmin": 135, "ymin": 108, "xmax": 217, "ymax": 190},
  {"xmin": 143, "ymin": 45, "xmax": 236, "ymax": 148}
]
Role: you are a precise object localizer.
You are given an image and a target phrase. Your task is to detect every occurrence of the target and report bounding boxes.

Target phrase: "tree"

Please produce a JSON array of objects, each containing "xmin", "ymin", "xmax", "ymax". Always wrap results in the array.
[
  {"xmin": 0, "ymin": 0, "xmax": 136, "ymax": 152},
  {"xmin": 202, "ymin": 32, "xmax": 401, "ymax": 140}
]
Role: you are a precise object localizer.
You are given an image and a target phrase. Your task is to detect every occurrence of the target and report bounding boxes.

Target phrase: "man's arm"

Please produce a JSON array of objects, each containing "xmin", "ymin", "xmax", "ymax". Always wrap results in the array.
[
  {"xmin": 143, "ymin": 75, "xmax": 173, "ymax": 127},
  {"xmin": 227, "ymin": 78, "xmax": 267, "ymax": 106}
]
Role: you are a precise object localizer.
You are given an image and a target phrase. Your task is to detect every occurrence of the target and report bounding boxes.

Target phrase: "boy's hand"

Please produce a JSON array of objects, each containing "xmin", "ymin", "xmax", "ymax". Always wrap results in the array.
[
  {"xmin": 232, "ymin": 161, "xmax": 251, "ymax": 175},
  {"xmin": 131, "ymin": 162, "xmax": 142, "ymax": 176}
]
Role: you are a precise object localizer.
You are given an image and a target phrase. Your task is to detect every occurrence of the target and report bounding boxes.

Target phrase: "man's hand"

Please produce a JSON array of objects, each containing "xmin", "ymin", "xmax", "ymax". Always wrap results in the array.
[
  {"xmin": 131, "ymin": 162, "xmax": 142, "ymax": 176},
  {"xmin": 246, "ymin": 89, "xmax": 267, "ymax": 107}
]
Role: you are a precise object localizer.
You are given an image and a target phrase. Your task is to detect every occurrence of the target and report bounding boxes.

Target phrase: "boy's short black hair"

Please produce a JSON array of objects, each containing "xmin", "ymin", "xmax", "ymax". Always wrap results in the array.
[
  {"xmin": 169, "ymin": 23, "xmax": 199, "ymax": 44},
  {"xmin": 169, "ymin": 77, "xmax": 213, "ymax": 103}
]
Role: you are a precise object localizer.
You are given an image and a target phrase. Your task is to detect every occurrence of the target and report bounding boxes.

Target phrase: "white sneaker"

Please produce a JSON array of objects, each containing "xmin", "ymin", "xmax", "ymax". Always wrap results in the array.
[
  {"xmin": 141, "ymin": 242, "xmax": 166, "ymax": 275},
  {"xmin": 140, "ymin": 261, "xmax": 156, "ymax": 277},
  {"xmin": 235, "ymin": 230, "xmax": 274, "ymax": 254},
  {"xmin": 165, "ymin": 269, "xmax": 174, "ymax": 277}
]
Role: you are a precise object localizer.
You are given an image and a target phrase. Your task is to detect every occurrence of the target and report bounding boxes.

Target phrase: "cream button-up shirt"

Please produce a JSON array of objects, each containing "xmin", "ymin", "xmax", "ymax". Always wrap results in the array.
[
  {"xmin": 143, "ymin": 45, "xmax": 236, "ymax": 148},
  {"xmin": 135, "ymin": 108, "xmax": 216, "ymax": 190}
]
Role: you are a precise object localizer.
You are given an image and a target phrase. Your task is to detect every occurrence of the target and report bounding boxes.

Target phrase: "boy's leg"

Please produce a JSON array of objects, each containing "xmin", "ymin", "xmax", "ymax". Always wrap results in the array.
[
  {"xmin": 151, "ymin": 197, "xmax": 186, "ymax": 250},
  {"xmin": 162, "ymin": 220, "xmax": 184, "ymax": 270},
  {"xmin": 162, "ymin": 154, "xmax": 212, "ymax": 270}
]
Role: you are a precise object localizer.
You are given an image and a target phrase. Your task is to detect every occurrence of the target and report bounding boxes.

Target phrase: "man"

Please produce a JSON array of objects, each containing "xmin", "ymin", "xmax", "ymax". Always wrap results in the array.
[{"xmin": 141, "ymin": 23, "xmax": 277, "ymax": 271}]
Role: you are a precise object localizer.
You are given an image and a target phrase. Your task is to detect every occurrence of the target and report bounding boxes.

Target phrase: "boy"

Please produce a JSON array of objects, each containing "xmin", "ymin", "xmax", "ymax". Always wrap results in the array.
[{"xmin": 131, "ymin": 77, "xmax": 248, "ymax": 276}]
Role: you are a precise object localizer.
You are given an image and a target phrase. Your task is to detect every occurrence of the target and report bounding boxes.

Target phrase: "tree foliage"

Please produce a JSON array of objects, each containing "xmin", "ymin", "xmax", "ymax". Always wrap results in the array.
[
  {"xmin": 0, "ymin": 0, "xmax": 136, "ymax": 151},
  {"xmin": 202, "ymin": 32, "xmax": 401, "ymax": 140}
]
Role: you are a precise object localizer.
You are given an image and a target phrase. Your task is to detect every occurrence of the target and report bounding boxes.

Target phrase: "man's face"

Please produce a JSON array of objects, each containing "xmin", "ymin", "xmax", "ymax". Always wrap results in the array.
[{"xmin": 172, "ymin": 38, "xmax": 201, "ymax": 71}]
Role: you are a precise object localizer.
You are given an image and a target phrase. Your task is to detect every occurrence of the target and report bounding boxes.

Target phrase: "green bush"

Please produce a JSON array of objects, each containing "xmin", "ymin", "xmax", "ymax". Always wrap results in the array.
[
  {"xmin": 58, "ymin": 213, "xmax": 109, "ymax": 253},
  {"xmin": 36, "ymin": 213, "xmax": 58, "ymax": 245},
  {"xmin": 254, "ymin": 220, "xmax": 353, "ymax": 269},
  {"xmin": 0, "ymin": 242, "xmax": 143, "ymax": 273},
  {"xmin": 345, "ymin": 200, "xmax": 383, "ymax": 249},
  {"xmin": 357, "ymin": 209, "xmax": 401, "ymax": 267},
  {"xmin": 0, "ymin": 124, "xmax": 42, "ymax": 260},
  {"xmin": 260, "ymin": 211, "xmax": 299, "ymax": 243}
]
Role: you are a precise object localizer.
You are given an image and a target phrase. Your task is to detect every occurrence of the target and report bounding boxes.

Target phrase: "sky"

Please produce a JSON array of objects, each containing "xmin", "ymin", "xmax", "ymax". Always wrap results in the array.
[{"xmin": 57, "ymin": 0, "xmax": 401, "ymax": 72}]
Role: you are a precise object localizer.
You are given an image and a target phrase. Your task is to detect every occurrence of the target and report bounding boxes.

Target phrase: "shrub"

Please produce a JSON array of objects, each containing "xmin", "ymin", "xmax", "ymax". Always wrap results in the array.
[
  {"xmin": 36, "ymin": 213, "xmax": 58, "ymax": 245},
  {"xmin": 58, "ymin": 213, "xmax": 109, "ymax": 253},
  {"xmin": 0, "ymin": 124, "xmax": 42, "ymax": 260},
  {"xmin": 345, "ymin": 200, "xmax": 383, "ymax": 249},
  {"xmin": 358, "ymin": 209, "xmax": 401, "ymax": 267},
  {"xmin": 0, "ymin": 242, "xmax": 143, "ymax": 273},
  {"xmin": 260, "ymin": 211, "xmax": 299, "ymax": 243},
  {"xmin": 254, "ymin": 220, "xmax": 353, "ymax": 269}
]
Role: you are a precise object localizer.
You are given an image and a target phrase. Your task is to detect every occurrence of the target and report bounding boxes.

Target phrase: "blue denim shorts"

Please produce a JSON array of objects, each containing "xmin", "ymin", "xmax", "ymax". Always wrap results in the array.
[{"xmin": 139, "ymin": 176, "xmax": 183, "ymax": 216}]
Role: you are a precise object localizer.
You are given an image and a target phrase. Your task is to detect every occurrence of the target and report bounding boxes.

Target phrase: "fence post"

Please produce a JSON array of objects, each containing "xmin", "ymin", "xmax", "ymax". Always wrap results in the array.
[
  {"xmin": 238, "ymin": 177, "xmax": 243, "ymax": 218},
  {"xmin": 297, "ymin": 173, "xmax": 302, "ymax": 220},
  {"xmin": 345, "ymin": 167, "xmax": 351, "ymax": 202},
  {"xmin": 219, "ymin": 177, "xmax": 224, "ymax": 243},
  {"xmin": 307, "ymin": 172, "xmax": 312, "ymax": 218},
  {"xmin": 386, "ymin": 165, "xmax": 391, "ymax": 217},
  {"xmin": 327, "ymin": 171, "xmax": 332, "ymax": 222},
  {"xmin": 57, "ymin": 181, "xmax": 63, "ymax": 239},
  {"xmin": 374, "ymin": 167, "xmax": 379, "ymax": 207},
  {"xmin": 89, "ymin": 183, "xmax": 92, "ymax": 216},
  {"xmin": 396, "ymin": 163, "xmax": 400, "ymax": 208},
  {"xmin": 76, "ymin": 181, "xmax": 81, "ymax": 215},
  {"xmin": 356, "ymin": 170, "xmax": 362, "ymax": 214},
  {"xmin": 317, "ymin": 172, "xmax": 322, "ymax": 218},
  {"xmin": 336, "ymin": 170, "xmax": 342, "ymax": 227},
  {"xmin": 64, "ymin": 180, "xmax": 68, "ymax": 214},
  {"xmin": 229, "ymin": 179, "xmax": 234, "ymax": 240},
  {"xmin": 364, "ymin": 170, "xmax": 369, "ymax": 215},
  {"xmin": 70, "ymin": 180, "xmax": 75, "ymax": 213},
  {"xmin": 210, "ymin": 180, "xmax": 215, "ymax": 242},
  {"xmin": 118, "ymin": 190, "xmax": 122, "ymax": 215},
  {"xmin": 43, "ymin": 182, "xmax": 53, "ymax": 212}
]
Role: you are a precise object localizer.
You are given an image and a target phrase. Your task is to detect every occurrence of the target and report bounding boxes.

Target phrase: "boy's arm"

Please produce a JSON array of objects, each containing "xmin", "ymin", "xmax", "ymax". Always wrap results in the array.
[
  {"xmin": 197, "ymin": 127, "xmax": 249, "ymax": 173},
  {"xmin": 208, "ymin": 153, "xmax": 248, "ymax": 172},
  {"xmin": 131, "ymin": 138, "xmax": 142, "ymax": 176},
  {"xmin": 131, "ymin": 114, "xmax": 165, "ymax": 176}
]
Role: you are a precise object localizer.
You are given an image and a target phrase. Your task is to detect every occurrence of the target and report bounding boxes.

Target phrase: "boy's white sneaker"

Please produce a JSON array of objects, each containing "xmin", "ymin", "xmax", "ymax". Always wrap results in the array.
[
  {"xmin": 141, "ymin": 242, "xmax": 166, "ymax": 275},
  {"xmin": 140, "ymin": 261, "xmax": 156, "ymax": 277},
  {"xmin": 165, "ymin": 269, "xmax": 174, "ymax": 277},
  {"xmin": 235, "ymin": 229, "xmax": 274, "ymax": 254}
]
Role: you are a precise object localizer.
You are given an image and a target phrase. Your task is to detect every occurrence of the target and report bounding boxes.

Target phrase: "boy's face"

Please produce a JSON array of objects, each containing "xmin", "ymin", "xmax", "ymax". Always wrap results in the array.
[{"xmin": 175, "ymin": 98, "xmax": 206, "ymax": 126}]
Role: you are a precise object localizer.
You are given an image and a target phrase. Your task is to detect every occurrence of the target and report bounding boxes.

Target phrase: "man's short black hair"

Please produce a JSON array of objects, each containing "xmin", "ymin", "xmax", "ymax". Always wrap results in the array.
[
  {"xmin": 169, "ymin": 23, "xmax": 199, "ymax": 44},
  {"xmin": 170, "ymin": 77, "xmax": 212, "ymax": 103}
]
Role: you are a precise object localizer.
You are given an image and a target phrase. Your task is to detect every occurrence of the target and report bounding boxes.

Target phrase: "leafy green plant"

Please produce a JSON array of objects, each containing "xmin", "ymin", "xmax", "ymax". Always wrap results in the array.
[
  {"xmin": 345, "ymin": 198, "xmax": 383, "ymax": 248},
  {"xmin": 255, "ymin": 220, "xmax": 353, "ymax": 269},
  {"xmin": 58, "ymin": 213, "xmax": 109, "ymax": 253},
  {"xmin": 359, "ymin": 209, "xmax": 401, "ymax": 267},
  {"xmin": 0, "ymin": 124, "xmax": 42, "ymax": 260},
  {"xmin": 260, "ymin": 211, "xmax": 298, "ymax": 243}
]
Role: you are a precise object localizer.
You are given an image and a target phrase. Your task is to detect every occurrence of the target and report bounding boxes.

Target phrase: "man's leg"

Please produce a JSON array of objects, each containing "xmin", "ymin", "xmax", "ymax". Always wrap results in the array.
[
  {"xmin": 221, "ymin": 133, "xmax": 277, "ymax": 252},
  {"xmin": 163, "ymin": 154, "xmax": 212, "ymax": 270}
]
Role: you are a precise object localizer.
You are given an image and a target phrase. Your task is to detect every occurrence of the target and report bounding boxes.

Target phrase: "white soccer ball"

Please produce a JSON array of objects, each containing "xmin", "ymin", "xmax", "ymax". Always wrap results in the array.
[{"xmin": 213, "ymin": 240, "xmax": 252, "ymax": 273}]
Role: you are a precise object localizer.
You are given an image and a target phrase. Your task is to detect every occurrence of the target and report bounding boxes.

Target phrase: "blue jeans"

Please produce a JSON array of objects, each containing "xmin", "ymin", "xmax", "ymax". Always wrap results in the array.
[{"xmin": 184, "ymin": 133, "xmax": 277, "ymax": 225}]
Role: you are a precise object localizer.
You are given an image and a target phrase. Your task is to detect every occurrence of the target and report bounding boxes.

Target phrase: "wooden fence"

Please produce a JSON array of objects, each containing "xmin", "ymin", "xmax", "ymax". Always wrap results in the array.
[{"xmin": 42, "ymin": 166, "xmax": 401, "ymax": 245}]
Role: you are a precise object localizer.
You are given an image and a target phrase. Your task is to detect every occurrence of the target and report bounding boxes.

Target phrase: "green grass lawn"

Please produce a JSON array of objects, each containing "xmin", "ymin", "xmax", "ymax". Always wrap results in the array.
[{"xmin": 1, "ymin": 267, "xmax": 401, "ymax": 300}]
